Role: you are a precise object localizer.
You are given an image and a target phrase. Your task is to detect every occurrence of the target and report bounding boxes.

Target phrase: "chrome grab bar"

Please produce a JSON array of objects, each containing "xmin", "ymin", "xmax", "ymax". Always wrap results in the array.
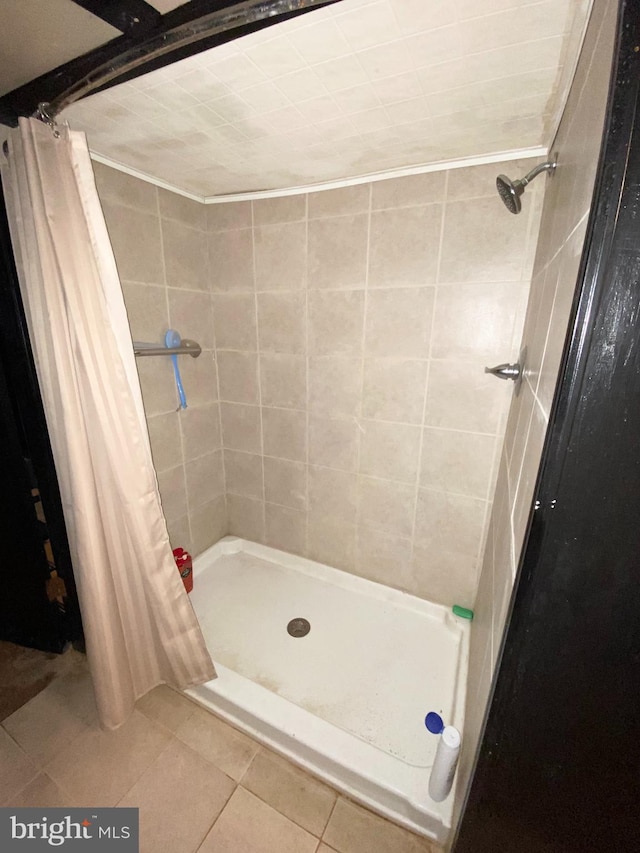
[{"xmin": 133, "ymin": 339, "xmax": 201, "ymax": 358}]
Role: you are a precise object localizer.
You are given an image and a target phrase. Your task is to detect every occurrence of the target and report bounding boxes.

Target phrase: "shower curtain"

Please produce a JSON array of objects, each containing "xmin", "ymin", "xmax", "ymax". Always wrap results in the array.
[{"xmin": 1, "ymin": 118, "xmax": 215, "ymax": 729}]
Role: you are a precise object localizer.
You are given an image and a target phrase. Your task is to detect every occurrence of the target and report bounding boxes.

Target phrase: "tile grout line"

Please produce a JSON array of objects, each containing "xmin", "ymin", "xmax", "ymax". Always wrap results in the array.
[
  {"xmin": 489, "ymin": 488, "xmax": 498, "ymax": 668},
  {"xmin": 215, "ymin": 345, "xmax": 529, "ymax": 363},
  {"xmin": 250, "ymin": 200, "xmax": 267, "ymax": 543},
  {"xmin": 508, "ymin": 379, "xmax": 538, "ymax": 538},
  {"xmin": 222, "ymin": 490, "xmax": 485, "ymax": 521},
  {"xmin": 0, "ymin": 724, "xmax": 42, "ymax": 803},
  {"xmin": 221, "ymin": 460, "xmax": 492, "ymax": 498},
  {"xmin": 199, "ymin": 277, "xmax": 538, "ymax": 294},
  {"xmin": 485, "ymin": 431, "xmax": 504, "ymax": 499},
  {"xmin": 204, "ymin": 401, "xmax": 505, "ymax": 436},
  {"xmin": 529, "ymin": 256, "xmax": 563, "ymax": 419},
  {"xmin": 304, "ymin": 192, "xmax": 311, "ymax": 559},
  {"xmin": 113, "ymin": 732, "xmax": 180, "ymax": 808},
  {"xmin": 155, "ymin": 186, "xmax": 192, "ymax": 550},
  {"xmin": 320, "ymin": 794, "xmax": 341, "ymax": 845},
  {"xmin": 208, "ymin": 220, "xmax": 229, "ymax": 537},
  {"xmin": 523, "ymin": 206, "xmax": 589, "ymax": 288},
  {"xmin": 521, "ymin": 183, "xmax": 545, "ymax": 284},
  {"xmin": 13, "ymin": 769, "xmax": 72, "ymax": 807},
  {"xmin": 233, "ymin": 750, "xmax": 337, "ymax": 842},
  {"xmin": 475, "ymin": 428, "xmax": 508, "ymax": 596},
  {"xmin": 409, "ymin": 172, "xmax": 448, "ymax": 572},
  {"xmin": 192, "ymin": 768, "xmax": 238, "ymax": 853},
  {"xmin": 353, "ymin": 182, "xmax": 374, "ymax": 567}
]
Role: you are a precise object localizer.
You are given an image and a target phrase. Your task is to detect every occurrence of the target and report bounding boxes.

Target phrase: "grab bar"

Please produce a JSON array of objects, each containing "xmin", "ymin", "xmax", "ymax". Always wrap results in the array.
[{"xmin": 133, "ymin": 339, "xmax": 201, "ymax": 358}]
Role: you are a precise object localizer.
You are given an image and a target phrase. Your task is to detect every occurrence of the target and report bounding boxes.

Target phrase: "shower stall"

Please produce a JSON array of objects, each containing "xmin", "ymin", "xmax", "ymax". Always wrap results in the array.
[
  {"xmin": 89, "ymin": 52, "xmax": 612, "ymax": 832},
  {"xmin": 83, "ymin": 0, "xmax": 614, "ymax": 843},
  {"xmin": 94, "ymin": 149, "xmax": 546, "ymax": 841},
  {"xmin": 0, "ymin": 0, "xmax": 621, "ymax": 847}
]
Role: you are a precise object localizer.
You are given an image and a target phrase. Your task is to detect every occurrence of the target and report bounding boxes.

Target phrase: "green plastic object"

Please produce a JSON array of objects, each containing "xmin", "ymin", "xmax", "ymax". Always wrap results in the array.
[{"xmin": 452, "ymin": 604, "xmax": 474, "ymax": 620}]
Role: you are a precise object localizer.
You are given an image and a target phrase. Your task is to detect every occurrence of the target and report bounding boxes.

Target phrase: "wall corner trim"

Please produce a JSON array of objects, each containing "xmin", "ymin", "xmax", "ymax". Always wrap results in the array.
[
  {"xmin": 90, "ymin": 146, "xmax": 549, "ymax": 205},
  {"xmin": 89, "ymin": 152, "xmax": 206, "ymax": 203}
]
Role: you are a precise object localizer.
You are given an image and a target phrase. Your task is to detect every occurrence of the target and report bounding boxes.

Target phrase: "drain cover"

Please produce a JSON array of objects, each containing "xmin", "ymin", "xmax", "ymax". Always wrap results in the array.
[{"xmin": 287, "ymin": 617, "xmax": 310, "ymax": 637}]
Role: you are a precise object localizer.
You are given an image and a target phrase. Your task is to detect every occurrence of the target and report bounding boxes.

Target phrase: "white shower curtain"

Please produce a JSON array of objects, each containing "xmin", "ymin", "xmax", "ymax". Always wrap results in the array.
[{"xmin": 1, "ymin": 118, "xmax": 215, "ymax": 729}]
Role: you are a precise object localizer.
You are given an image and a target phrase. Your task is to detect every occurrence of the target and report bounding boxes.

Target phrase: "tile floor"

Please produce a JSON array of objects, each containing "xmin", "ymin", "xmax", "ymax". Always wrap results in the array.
[
  {"xmin": 0, "ymin": 653, "xmax": 441, "ymax": 853},
  {"xmin": 0, "ymin": 641, "xmax": 78, "ymax": 721}
]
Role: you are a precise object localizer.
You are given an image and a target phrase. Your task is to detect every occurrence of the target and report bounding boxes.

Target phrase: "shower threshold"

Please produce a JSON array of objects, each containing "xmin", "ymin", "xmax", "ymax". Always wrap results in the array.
[{"xmin": 186, "ymin": 536, "xmax": 469, "ymax": 844}]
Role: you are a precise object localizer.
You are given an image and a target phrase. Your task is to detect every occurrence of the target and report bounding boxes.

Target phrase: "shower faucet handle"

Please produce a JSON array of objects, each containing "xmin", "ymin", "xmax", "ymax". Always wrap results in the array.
[{"xmin": 484, "ymin": 362, "xmax": 521, "ymax": 381}]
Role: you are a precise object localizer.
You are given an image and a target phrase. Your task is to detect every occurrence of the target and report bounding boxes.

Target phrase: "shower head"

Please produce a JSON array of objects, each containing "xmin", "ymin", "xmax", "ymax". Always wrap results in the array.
[
  {"xmin": 496, "ymin": 157, "xmax": 557, "ymax": 214},
  {"xmin": 496, "ymin": 174, "xmax": 525, "ymax": 214}
]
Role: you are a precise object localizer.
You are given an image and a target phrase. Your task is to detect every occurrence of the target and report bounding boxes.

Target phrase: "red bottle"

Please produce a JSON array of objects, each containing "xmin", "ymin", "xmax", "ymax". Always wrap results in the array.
[{"xmin": 173, "ymin": 548, "xmax": 193, "ymax": 594}]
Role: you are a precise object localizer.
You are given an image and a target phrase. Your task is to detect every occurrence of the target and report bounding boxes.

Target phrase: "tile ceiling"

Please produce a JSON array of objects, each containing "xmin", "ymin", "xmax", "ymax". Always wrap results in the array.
[{"xmin": 63, "ymin": 0, "xmax": 592, "ymax": 198}]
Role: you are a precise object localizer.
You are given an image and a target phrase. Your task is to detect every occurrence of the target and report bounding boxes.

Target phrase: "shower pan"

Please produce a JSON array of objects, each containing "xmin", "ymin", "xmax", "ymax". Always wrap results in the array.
[{"xmin": 186, "ymin": 536, "xmax": 469, "ymax": 844}]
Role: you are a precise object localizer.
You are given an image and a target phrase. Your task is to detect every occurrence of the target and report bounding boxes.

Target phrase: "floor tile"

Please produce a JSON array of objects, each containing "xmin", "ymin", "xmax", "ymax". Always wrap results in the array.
[
  {"xmin": 135, "ymin": 685, "xmax": 196, "ymax": 733},
  {"xmin": 323, "ymin": 798, "xmax": 435, "ymax": 853},
  {"xmin": 241, "ymin": 748, "xmax": 337, "ymax": 836},
  {"xmin": 3, "ymin": 682, "xmax": 90, "ymax": 764},
  {"xmin": 198, "ymin": 787, "xmax": 318, "ymax": 853},
  {"xmin": 175, "ymin": 705, "xmax": 259, "ymax": 781},
  {"xmin": 45, "ymin": 665, "xmax": 99, "ymax": 725},
  {"xmin": 119, "ymin": 738, "xmax": 235, "ymax": 853},
  {"xmin": 0, "ymin": 642, "xmax": 80, "ymax": 722},
  {"xmin": 6, "ymin": 773, "xmax": 69, "ymax": 807},
  {"xmin": 0, "ymin": 728, "xmax": 39, "ymax": 805},
  {"xmin": 45, "ymin": 709, "xmax": 172, "ymax": 807}
]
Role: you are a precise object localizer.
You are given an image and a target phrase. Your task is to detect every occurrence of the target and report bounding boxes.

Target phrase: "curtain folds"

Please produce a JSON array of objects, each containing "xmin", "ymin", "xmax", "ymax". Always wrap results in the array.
[{"xmin": 2, "ymin": 118, "xmax": 215, "ymax": 729}]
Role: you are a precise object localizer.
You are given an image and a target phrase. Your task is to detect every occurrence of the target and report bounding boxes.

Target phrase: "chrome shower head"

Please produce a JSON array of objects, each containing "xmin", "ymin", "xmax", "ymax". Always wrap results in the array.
[
  {"xmin": 496, "ymin": 174, "xmax": 525, "ymax": 214},
  {"xmin": 496, "ymin": 157, "xmax": 557, "ymax": 214}
]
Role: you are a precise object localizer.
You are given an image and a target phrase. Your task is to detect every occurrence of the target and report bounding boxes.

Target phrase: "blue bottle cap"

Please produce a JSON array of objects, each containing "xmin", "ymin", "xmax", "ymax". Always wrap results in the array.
[{"xmin": 425, "ymin": 712, "xmax": 444, "ymax": 734}]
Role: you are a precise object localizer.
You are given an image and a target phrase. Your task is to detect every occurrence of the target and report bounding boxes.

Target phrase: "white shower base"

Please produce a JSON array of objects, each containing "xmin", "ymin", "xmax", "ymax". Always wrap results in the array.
[{"xmin": 186, "ymin": 536, "xmax": 469, "ymax": 844}]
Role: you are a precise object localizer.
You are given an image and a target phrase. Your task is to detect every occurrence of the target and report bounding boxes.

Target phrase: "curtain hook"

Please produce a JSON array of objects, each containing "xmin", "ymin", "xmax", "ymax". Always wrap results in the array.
[{"xmin": 35, "ymin": 102, "xmax": 61, "ymax": 138}]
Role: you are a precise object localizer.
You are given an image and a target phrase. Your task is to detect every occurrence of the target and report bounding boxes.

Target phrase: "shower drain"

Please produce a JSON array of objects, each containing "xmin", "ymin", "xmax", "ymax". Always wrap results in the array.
[{"xmin": 287, "ymin": 618, "xmax": 310, "ymax": 637}]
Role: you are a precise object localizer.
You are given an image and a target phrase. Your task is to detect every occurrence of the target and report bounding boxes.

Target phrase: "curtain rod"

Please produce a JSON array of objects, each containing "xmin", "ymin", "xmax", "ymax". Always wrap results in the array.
[{"xmin": 37, "ymin": 0, "xmax": 339, "ymax": 125}]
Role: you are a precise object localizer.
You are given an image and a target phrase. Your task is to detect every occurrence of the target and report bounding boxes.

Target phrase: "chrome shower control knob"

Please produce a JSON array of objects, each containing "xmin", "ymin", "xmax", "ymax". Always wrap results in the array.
[{"xmin": 484, "ymin": 362, "xmax": 522, "ymax": 381}]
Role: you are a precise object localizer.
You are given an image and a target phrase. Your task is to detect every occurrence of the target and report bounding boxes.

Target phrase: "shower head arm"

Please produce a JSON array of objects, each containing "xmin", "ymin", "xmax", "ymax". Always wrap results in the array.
[{"xmin": 521, "ymin": 159, "xmax": 557, "ymax": 187}]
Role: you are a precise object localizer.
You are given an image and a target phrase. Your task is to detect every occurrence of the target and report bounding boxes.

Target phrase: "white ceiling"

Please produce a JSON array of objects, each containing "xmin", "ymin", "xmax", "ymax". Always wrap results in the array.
[
  {"xmin": 61, "ymin": 0, "xmax": 592, "ymax": 198},
  {"xmin": 0, "ymin": 0, "xmax": 119, "ymax": 97}
]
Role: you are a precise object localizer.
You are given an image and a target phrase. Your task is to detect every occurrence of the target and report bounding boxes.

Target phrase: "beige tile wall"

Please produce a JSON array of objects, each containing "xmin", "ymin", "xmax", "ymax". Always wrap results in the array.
[
  {"xmin": 94, "ymin": 154, "xmax": 542, "ymax": 604},
  {"xmin": 454, "ymin": 0, "xmax": 618, "ymax": 831},
  {"xmin": 211, "ymin": 159, "xmax": 543, "ymax": 605},
  {"xmin": 94, "ymin": 162, "xmax": 227, "ymax": 557}
]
